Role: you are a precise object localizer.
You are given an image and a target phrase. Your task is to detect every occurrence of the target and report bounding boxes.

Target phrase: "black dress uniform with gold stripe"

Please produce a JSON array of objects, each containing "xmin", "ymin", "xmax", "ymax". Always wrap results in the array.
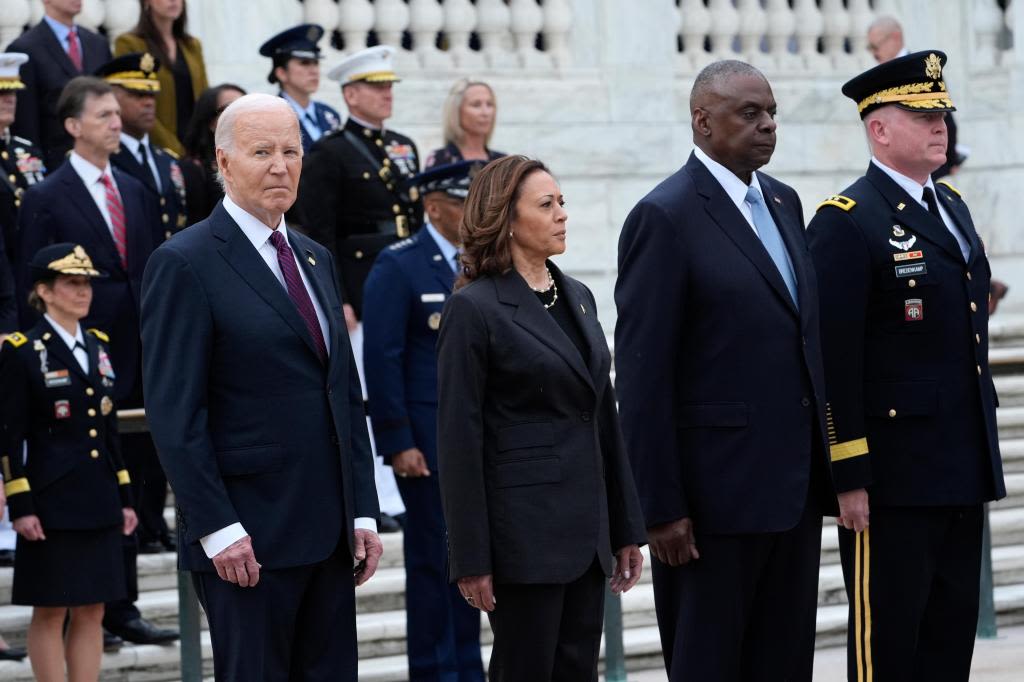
[
  {"xmin": 0, "ymin": 320, "xmax": 134, "ymax": 606},
  {"xmin": 807, "ymin": 50, "xmax": 1005, "ymax": 682},
  {"xmin": 295, "ymin": 117, "xmax": 422, "ymax": 318}
]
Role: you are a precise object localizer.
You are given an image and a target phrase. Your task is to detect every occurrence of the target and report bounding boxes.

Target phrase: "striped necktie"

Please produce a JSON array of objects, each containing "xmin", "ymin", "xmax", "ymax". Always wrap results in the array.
[
  {"xmin": 269, "ymin": 231, "xmax": 328, "ymax": 364},
  {"xmin": 100, "ymin": 174, "xmax": 128, "ymax": 269},
  {"xmin": 67, "ymin": 27, "xmax": 83, "ymax": 72}
]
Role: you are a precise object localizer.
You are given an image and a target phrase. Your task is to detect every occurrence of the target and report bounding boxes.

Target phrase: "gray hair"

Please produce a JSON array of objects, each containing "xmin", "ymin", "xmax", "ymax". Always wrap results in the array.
[
  {"xmin": 689, "ymin": 60, "xmax": 767, "ymax": 112},
  {"xmin": 442, "ymin": 78, "xmax": 496, "ymax": 148},
  {"xmin": 214, "ymin": 93, "xmax": 300, "ymax": 190}
]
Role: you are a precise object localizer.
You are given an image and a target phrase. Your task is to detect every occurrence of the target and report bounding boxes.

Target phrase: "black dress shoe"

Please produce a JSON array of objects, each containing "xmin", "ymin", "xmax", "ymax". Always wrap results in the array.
[
  {"xmin": 106, "ymin": 618, "xmax": 179, "ymax": 645},
  {"xmin": 379, "ymin": 513, "xmax": 402, "ymax": 533},
  {"xmin": 103, "ymin": 630, "xmax": 123, "ymax": 652},
  {"xmin": 0, "ymin": 549, "xmax": 14, "ymax": 567},
  {"xmin": 137, "ymin": 540, "xmax": 165, "ymax": 554},
  {"xmin": 0, "ymin": 646, "xmax": 26, "ymax": 661}
]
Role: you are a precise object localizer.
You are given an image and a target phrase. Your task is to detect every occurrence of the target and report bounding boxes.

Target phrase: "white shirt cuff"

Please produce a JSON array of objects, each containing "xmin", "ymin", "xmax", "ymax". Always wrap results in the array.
[
  {"xmin": 199, "ymin": 522, "xmax": 247, "ymax": 558},
  {"xmin": 354, "ymin": 517, "xmax": 377, "ymax": 533}
]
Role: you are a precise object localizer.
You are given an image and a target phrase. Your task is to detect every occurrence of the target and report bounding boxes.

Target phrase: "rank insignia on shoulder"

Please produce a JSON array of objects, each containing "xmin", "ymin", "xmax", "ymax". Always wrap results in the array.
[
  {"xmin": 816, "ymin": 194, "xmax": 856, "ymax": 212},
  {"xmin": 4, "ymin": 332, "xmax": 28, "ymax": 348},
  {"xmin": 87, "ymin": 328, "xmax": 109, "ymax": 343},
  {"xmin": 937, "ymin": 180, "xmax": 962, "ymax": 198}
]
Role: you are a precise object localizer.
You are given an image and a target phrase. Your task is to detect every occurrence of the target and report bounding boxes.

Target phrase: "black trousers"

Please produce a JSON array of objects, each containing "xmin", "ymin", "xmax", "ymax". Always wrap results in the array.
[
  {"xmin": 838, "ymin": 505, "xmax": 983, "ymax": 682},
  {"xmin": 193, "ymin": 543, "xmax": 358, "ymax": 682},
  {"xmin": 652, "ymin": 498, "xmax": 823, "ymax": 681},
  {"xmin": 487, "ymin": 558, "xmax": 606, "ymax": 682}
]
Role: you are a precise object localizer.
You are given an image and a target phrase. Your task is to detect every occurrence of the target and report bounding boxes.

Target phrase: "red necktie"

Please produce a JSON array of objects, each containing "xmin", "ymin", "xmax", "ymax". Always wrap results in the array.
[
  {"xmin": 269, "ymin": 231, "xmax": 328, "ymax": 364},
  {"xmin": 100, "ymin": 174, "xmax": 128, "ymax": 269},
  {"xmin": 67, "ymin": 27, "xmax": 83, "ymax": 72}
]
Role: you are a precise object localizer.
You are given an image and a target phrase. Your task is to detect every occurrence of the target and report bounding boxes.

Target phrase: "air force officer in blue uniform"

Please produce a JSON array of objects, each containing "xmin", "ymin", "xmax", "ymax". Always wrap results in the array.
[{"xmin": 363, "ymin": 161, "xmax": 485, "ymax": 681}]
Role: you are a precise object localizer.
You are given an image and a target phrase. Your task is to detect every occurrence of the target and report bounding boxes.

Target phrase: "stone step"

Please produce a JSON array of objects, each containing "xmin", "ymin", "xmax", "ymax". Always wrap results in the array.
[
  {"xmin": 999, "ymin": 407, "xmax": 1024, "ymax": 439},
  {"xmin": 1004, "ymin": 439, "xmax": 1024, "ymax": 473},
  {"xmin": 996, "ymin": 375, "xmax": 1024, "ymax": 406},
  {"xmin": 990, "ymin": 315, "xmax": 1024, "ymax": 347}
]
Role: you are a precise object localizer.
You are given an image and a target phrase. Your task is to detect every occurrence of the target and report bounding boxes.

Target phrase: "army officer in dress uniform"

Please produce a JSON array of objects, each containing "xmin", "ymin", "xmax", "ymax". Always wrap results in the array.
[
  {"xmin": 99, "ymin": 52, "xmax": 187, "ymax": 244},
  {"xmin": 0, "ymin": 243, "xmax": 136, "ymax": 682},
  {"xmin": 363, "ymin": 161, "xmax": 485, "ymax": 682},
  {"xmin": 259, "ymin": 23, "xmax": 342, "ymax": 154},
  {"xmin": 1, "ymin": 53, "xmax": 46, "ymax": 333},
  {"xmin": 295, "ymin": 45, "xmax": 422, "ymax": 322},
  {"xmin": 807, "ymin": 51, "xmax": 1005, "ymax": 682}
]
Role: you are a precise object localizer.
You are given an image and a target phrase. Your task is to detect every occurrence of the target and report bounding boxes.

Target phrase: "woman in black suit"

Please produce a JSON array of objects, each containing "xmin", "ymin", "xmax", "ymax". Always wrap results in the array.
[
  {"xmin": 437, "ymin": 156, "xmax": 646, "ymax": 681},
  {"xmin": 0, "ymin": 244, "xmax": 136, "ymax": 682}
]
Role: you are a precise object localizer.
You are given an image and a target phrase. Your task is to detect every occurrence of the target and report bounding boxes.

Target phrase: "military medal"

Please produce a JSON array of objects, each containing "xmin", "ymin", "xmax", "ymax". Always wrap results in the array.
[
  {"xmin": 53, "ymin": 399, "xmax": 70, "ymax": 419},
  {"xmin": 428, "ymin": 312, "xmax": 442, "ymax": 330},
  {"xmin": 100, "ymin": 395, "xmax": 114, "ymax": 416},
  {"xmin": 98, "ymin": 347, "xmax": 115, "ymax": 380},
  {"xmin": 905, "ymin": 298, "xmax": 924, "ymax": 321},
  {"xmin": 893, "ymin": 250, "xmax": 924, "ymax": 262},
  {"xmin": 44, "ymin": 369, "xmax": 71, "ymax": 387}
]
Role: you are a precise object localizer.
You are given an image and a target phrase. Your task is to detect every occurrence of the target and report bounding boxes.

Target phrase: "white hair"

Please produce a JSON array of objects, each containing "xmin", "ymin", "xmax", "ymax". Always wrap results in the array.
[
  {"xmin": 868, "ymin": 15, "xmax": 903, "ymax": 38},
  {"xmin": 214, "ymin": 93, "xmax": 300, "ymax": 190}
]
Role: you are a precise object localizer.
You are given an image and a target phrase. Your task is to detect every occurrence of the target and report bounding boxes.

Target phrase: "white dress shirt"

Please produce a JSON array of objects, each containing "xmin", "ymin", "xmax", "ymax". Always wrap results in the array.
[
  {"xmin": 693, "ymin": 146, "xmax": 766, "ymax": 236},
  {"xmin": 870, "ymin": 157, "xmax": 970, "ymax": 262},
  {"xmin": 200, "ymin": 197, "xmax": 376, "ymax": 558},
  {"xmin": 68, "ymin": 152, "xmax": 119, "ymax": 239},
  {"xmin": 120, "ymin": 133, "xmax": 162, "ymax": 192},
  {"xmin": 42, "ymin": 15, "xmax": 76, "ymax": 56},
  {"xmin": 44, "ymin": 314, "xmax": 87, "ymax": 373}
]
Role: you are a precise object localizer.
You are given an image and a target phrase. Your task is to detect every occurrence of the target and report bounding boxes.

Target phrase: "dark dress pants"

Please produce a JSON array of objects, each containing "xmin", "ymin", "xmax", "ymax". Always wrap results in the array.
[
  {"xmin": 193, "ymin": 542, "xmax": 358, "ymax": 682},
  {"xmin": 487, "ymin": 558, "xmax": 606, "ymax": 682},
  {"xmin": 838, "ymin": 505, "xmax": 983, "ymax": 682},
  {"xmin": 396, "ymin": 469, "xmax": 484, "ymax": 681},
  {"xmin": 652, "ymin": 496, "xmax": 823, "ymax": 681}
]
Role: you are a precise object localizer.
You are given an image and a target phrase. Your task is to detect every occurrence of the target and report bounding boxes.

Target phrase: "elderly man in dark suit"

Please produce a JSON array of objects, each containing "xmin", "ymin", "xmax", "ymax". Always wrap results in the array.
[
  {"xmin": 6, "ymin": 0, "xmax": 112, "ymax": 171},
  {"xmin": 615, "ymin": 60, "xmax": 836, "ymax": 681},
  {"xmin": 141, "ymin": 93, "xmax": 383, "ymax": 681},
  {"xmin": 14, "ymin": 75, "xmax": 177, "ymax": 648}
]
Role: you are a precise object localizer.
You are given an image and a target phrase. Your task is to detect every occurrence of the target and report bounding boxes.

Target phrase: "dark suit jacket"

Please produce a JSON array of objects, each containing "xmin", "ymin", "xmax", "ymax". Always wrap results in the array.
[
  {"xmin": 16, "ymin": 161, "xmax": 160, "ymax": 401},
  {"xmin": 140, "ymin": 202, "xmax": 380, "ymax": 572},
  {"xmin": 615, "ymin": 153, "xmax": 835, "ymax": 536},
  {"xmin": 807, "ymin": 163, "xmax": 1004, "ymax": 506},
  {"xmin": 111, "ymin": 141, "xmax": 187, "ymax": 239},
  {"xmin": 363, "ymin": 228, "xmax": 453, "ymax": 465},
  {"xmin": 7, "ymin": 21, "xmax": 112, "ymax": 170},
  {"xmin": 437, "ymin": 264, "xmax": 646, "ymax": 584}
]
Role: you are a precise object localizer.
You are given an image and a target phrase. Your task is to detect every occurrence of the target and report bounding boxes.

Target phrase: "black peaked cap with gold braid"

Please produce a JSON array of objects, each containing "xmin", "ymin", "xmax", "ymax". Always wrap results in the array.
[
  {"xmin": 842, "ymin": 50, "xmax": 955, "ymax": 119},
  {"xmin": 95, "ymin": 52, "xmax": 161, "ymax": 93}
]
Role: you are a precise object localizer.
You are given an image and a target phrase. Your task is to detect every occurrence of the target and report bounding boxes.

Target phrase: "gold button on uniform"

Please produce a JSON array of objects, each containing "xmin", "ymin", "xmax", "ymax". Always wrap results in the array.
[
  {"xmin": 976, "ymin": 333, "xmax": 981, "ymax": 344},
  {"xmin": 393, "ymin": 204, "xmax": 401, "ymax": 214},
  {"xmin": 86, "ymin": 387, "xmax": 95, "ymax": 396},
  {"xmin": 354, "ymin": 250, "xmax": 364, "ymax": 259},
  {"xmin": 967, "ymin": 272, "xmax": 972, "ymax": 280},
  {"xmin": 888, "ymin": 409, "xmax": 897, "ymax": 418},
  {"xmin": 970, "ymin": 302, "xmax": 978, "ymax": 312},
  {"xmin": 89, "ymin": 429, "xmax": 97, "ymax": 438},
  {"xmin": 362, "ymin": 172, "xmax": 370, "ymax": 180},
  {"xmin": 908, "ymin": 279, "xmax": 916, "ymax": 288},
  {"xmin": 7, "ymin": 174, "xmax": 15, "ymax": 183},
  {"xmin": 977, "ymin": 365, "xmax": 982, "ymax": 375},
  {"xmin": 162, "ymin": 214, "xmax": 170, "ymax": 224},
  {"xmin": 88, "ymin": 408, "xmax": 96, "ymax": 417},
  {"xmin": 90, "ymin": 449, "xmax": 99, "ymax": 459},
  {"xmin": 1, "ymin": 151, "xmax": 7, "ymax": 160},
  {"xmin": 160, "ymin": 197, "xmax": 166, "ymax": 206},
  {"xmin": 376, "ymin": 139, "xmax": 384, "ymax": 147}
]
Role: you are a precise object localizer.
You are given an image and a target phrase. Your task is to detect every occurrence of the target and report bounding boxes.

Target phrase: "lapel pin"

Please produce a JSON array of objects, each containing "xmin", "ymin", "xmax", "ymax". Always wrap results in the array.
[
  {"xmin": 432, "ymin": 254, "xmax": 442, "ymax": 262},
  {"xmin": 42, "ymin": 332, "xmax": 51, "ymax": 341},
  {"xmin": 773, "ymin": 196, "xmax": 782, "ymax": 205},
  {"xmin": 896, "ymin": 202, "xmax": 906, "ymax": 211},
  {"xmin": 580, "ymin": 303, "xmax": 586, "ymax": 314},
  {"xmin": 305, "ymin": 250, "xmax": 316, "ymax": 266},
  {"xmin": 892, "ymin": 225, "xmax": 906, "ymax": 237},
  {"xmin": 33, "ymin": 339, "xmax": 45, "ymax": 351}
]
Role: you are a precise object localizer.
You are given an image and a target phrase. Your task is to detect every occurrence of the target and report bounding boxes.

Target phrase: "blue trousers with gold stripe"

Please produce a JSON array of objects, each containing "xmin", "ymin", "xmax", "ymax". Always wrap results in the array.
[{"xmin": 838, "ymin": 506, "xmax": 983, "ymax": 682}]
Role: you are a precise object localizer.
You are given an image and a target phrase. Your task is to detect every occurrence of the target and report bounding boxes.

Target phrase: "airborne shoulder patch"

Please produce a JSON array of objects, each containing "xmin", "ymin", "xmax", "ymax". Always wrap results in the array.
[{"xmin": 816, "ymin": 194, "xmax": 856, "ymax": 212}]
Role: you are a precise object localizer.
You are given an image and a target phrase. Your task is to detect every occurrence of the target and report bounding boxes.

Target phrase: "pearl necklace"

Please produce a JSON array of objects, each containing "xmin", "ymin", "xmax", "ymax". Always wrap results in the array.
[{"xmin": 531, "ymin": 268, "xmax": 559, "ymax": 309}]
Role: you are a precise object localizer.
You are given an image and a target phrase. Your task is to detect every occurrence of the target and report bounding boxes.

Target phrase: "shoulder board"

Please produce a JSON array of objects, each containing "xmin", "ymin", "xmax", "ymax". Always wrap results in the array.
[
  {"xmin": 816, "ymin": 194, "xmax": 856, "ymax": 212},
  {"xmin": 159, "ymin": 146, "xmax": 180, "ymax": 160},
  {"xmin": 936, "ymin": 180, "xmax": 962, "ymax": 198},
  {"xmin": 3, "ymin": 332, "xmax": 28, "ymax": 348},
  {"xmin": 388, "ymin": 238, "xmax": 414, "ymax": 251},
  {"xmin": 87, "ymin": 328, "xmax": 109, "ymax": 343}
]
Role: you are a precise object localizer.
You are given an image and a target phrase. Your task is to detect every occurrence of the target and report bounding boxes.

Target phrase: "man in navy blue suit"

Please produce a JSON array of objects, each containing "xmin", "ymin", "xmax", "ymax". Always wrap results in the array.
[
  {"xmin": 6, "ymin": 0, "xmax": 112, "ymax": 171},
  {"xmin": 141, "ymin": 94, "xmax": 382, "ymax": 681},
  {"xmin": 14, "ymin": 75, "xmax": 178, "ymax": 648},
  {"xmin": 363, "ymin": 161, "xmax": 485, "ymax": 681},
  {"xmin": 615, "ymin": 61, "xmax": 836, "ymax": 681},
  {"xmin": 259, "ymin": 24, "xmax": 341, "ymax": 154}
]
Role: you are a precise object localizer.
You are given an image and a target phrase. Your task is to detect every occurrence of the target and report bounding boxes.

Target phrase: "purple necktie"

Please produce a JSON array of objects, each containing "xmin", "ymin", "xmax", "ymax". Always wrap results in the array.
[{"xmin": 269, "ymin": 231, "xmax": 328, "ymax": 364}]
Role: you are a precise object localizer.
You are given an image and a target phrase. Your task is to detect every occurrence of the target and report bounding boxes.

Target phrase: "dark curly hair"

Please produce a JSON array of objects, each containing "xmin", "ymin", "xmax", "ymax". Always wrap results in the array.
[{"xmin": 455, "ymin": 155, "xmax": 550, "ymax": 290}]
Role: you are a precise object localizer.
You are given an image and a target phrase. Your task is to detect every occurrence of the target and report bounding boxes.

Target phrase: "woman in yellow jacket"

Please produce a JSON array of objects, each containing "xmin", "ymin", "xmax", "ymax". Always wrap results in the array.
[{"xmin": 114, "ymin": 0, "xmax": 208, "ymax": 156}]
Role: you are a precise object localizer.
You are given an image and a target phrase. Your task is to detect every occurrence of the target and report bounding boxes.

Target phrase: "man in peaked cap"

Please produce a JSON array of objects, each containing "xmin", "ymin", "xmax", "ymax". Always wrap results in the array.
[
  {"xmin": 259, "ymin": 24, "xmax": 341, "ymax": 153},
  {"xmin": 363, "ymin": 161, "xmax": 485, "ymax": 681},
  {"xmin": 1, "ymin": 52, "xmax": 46, "ymax": 335},
  {"xmin": 807, "ymin": 50, "xmax": 1005, "ymax": 681},
  {"xmin": 295, "ymin": 44, "xmax": 422, "ymax": 532}
]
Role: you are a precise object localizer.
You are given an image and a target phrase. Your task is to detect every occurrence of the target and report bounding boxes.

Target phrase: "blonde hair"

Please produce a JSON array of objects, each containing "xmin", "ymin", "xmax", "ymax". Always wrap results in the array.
[{"xmin": 442, "ymin": 79, "xmax": 496, "ymax": 148}]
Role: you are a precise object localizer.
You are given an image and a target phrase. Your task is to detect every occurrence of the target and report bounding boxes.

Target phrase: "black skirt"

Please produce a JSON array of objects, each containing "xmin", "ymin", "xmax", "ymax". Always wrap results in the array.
[{"xmin": 12, "ymin": 526, "xmax": 126, "ymax": 606}]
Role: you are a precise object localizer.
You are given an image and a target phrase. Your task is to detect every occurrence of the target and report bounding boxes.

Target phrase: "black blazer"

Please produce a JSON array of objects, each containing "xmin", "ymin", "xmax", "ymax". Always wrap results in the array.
[
  {"xmin": 111, "ymin": 142, "xmax": 188, "ymax": 239},
  {"xmin": 140, "ymin": 203, "xmax": 380, "ymax": 572},
  {"xmin": 16, "ymin": 162, "xmax": 160, "ymax": 401},
  {"xmin": 7, "ymin": 21, "xmax": 112, "ymax": 170},
  {"xmin": 437, "ymin": 264, "xmax": 646, "ymax": 585},
  {"xmin": 615, "ymin": 153, "xmax": 836, "ymax": 536},
  {"xmin": 807, "ymin": 164, "xmax": 1004, "ymax": 506}
]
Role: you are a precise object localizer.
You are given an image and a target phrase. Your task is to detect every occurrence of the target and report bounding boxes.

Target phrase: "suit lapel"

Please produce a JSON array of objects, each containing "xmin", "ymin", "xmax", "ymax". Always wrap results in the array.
[
  {"xmin": 38, "ymin": 22, "xmax": 79, "ymax": 78},
  {"xmin": 112, "ymin": 147, "xmax": 157, "ymax": 194},
  {"xmin": 687, "ymin": 155, "xmax": 798, "ymax": 318},
  {"xmin": 760, "ymin": 174, "xmax": 810, "ymax": 322},
  {"xmin": 496, "ymin": 269, "xmax": 594, "ymax": 392},
  {"xmin": 61, "ymin": 165, "xmax": 122, "ymax": 270},
  {"xmin": 292, "ymin": 231, "xmax": 342, "ymax": 380},
  {"xmin": 865, "ymin": 164, "xmax": 963, "ymax": 262},
  {"xmin": 212, "ymin": 207, "xmax": 323, "ymax": 363},
  {"xmin": 553, "ymin": 265, "xmax": 607, "ymax": 392}
]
